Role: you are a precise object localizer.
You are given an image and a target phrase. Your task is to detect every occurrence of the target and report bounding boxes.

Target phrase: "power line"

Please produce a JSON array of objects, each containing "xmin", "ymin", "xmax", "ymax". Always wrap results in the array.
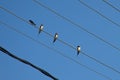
[
  {"xmin": 81, "ymin": 51, "xmax": 120, "ymax": 74},
  {"xmin": 31, "ymin": 0, "xmax": 120, "ymax": 52},
  {"xmin": 25, "ymin": 1, "xmax": 120, "ymax": 74},
  {"xmin": 78, "ymin": 0, "xmax": 120, "ymax": 28},
  {"xmin": 0, "ymin": 6, "xmax": 120, "ymax": 75},
  {"xmin": 103, "ymin": 0, "xmax": 120, "ymax": 13},
  {"xmin": 0, "ymin": 21, "xmax": 112, "ymax": 80},
  {"xmin": 0, "ymin": 6, "xmax": 75, "ymax": 50},
  {"xmin": 0, "ymin": 6, "xmax": 35, "ymax": 27},
  {"xmin": 42, "ymin": 30, "xmax": 76, "ymax": 49},
  {"xmin": 1, "ymin": 2, "xmax": 119, "ymax": 53},
  {"xmin": 0, "ymin": 5, "xmax": 75, "ymax": 51},
  {"xmin": 0, "ymin": 46, "xmax": 58, "ymax": 80},
  {"xmin": 42, "ymin": 28, "xmax": 120, "ymax": 74}
]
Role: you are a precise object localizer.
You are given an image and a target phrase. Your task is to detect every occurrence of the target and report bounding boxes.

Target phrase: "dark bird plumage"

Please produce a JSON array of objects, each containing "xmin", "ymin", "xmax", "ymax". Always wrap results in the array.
[
  {"xmin": 29, "ymin": 20, "xmax": 36, "ymax": 26},
  {"xmin": 53, "ymin": 33, "xmax": 58, "ymax": 43},
  {"xmin": 77, "ymin": 46, "xmax": 81, "ymax": 55},
  {"xmin": 38, "ymin": 24, "xmax": 44, "ymax": 34}
]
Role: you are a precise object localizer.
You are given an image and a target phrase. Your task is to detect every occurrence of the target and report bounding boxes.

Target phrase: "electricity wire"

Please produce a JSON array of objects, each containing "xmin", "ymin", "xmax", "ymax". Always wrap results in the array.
[
  {"xmin": 78, "ymin": 0, "xmax": 120, "ymax": 28},
  {"xmin": 31, "ymin": 0, "xmax": 120, "ymax": 52},
  {"xmin": 0, "ymin": 46, "xmax": 58, "ymax": 80},
  {"xmin": 0, "ymin": 6, "xmax": 120, "ymax": 75},
  {"xmin": 0, "ymin": 21, "xmax": 112, "ymax": 80},
  {"xmin": 0, "ymin": 6, "xmax": 75, "ymax": 49},
  {"xmin": 103, "ymin": 0, "xmax": 120, "ymax": 13}
]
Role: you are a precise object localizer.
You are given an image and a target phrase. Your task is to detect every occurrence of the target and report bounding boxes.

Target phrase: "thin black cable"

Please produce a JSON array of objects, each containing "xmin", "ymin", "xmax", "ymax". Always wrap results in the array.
[
  {"xmin": 43, "ymin": 31, "xmax": 75, "ymax": 49},
  {"xmin": 0, "ymin": 46, "xmax": 58, "ymax": 80},
  {"xmin": 0, "ymin": 6, "xmax": 120, "ymax": 75},
  {"xmin": 27, "ymin": 1, "xmax": 120, "ymax": 74},
  {"xmin": 78, "ymin": 0, "xmax": 120, "ymax": 28},
  {"xmin": 103, "ymin": 0, "xmax": 120, "ymax": 13},
  {"xmin": 0, "ymin": 6, "xmax": 36, "ymax": 28},
  {"xmin": 31, "ymin": 0, "xmax": 120, "ymax": 52},
  {"xmin": 1, "ymin": 2, "xmax": 119, "ymax": 52},
  {"xmin": 0, "ymin": 21, "xmax": 112, "ymax": 80},
  {"xmin": 81, "ymin": 51, "xmax": 120, "ymax": 74},
  {"xmin": 0, "ymin": 4, "xmax": 120, "ymax": 52},
  {"xmin": 0, "ymin": 6, "xmax": 75, "ymax": 50},
  {"xmin": 54, "ymin": 34, "xmax": 120, "ymax": 76}
]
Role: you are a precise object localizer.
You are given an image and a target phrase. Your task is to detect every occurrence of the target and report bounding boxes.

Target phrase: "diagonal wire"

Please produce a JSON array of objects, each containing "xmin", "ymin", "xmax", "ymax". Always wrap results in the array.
[
  {"xmin": 81, "ymin": 51, "xmax": 120, "ymax": 74},
  {"xmin": 1, "ymin": 4, "xmax": 120, "ymax": 52},
  {"xmin": 78, "ymin": 0, "xmax": 120, "ymax": 28},
  {"xmin": 0, "ymin": 0, "xmax": 120, "ymax": 51},
  {"xmin": 31, "ymin": 0, "xmax": 120, "ymax": 52},
  {"xmin": 0, "ymin": 21, "xmax": 112, "ymax": 80},
  {"xmin": 0, "ymin": 6, "xmax": 75, "ymax": 50},
  {"xmin": 0, "ymin": 46, "xmax": 58, "ymax": 80},
  {"xmin": 0, "ymin": 6, "xmax": 120, "ymax": 75},
  {"xmin": 26, "ymin": 1, "xmax": 120, "ymax": 74},
  {"xmin": 103, "ymin": 0, "xmax": 120, "ymax": 13}
]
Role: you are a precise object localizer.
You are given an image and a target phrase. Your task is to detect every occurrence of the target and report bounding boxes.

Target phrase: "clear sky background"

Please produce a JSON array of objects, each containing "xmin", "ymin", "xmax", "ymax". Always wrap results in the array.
[{"xmin": 0, "ymin": 0, "xmax": 120, "ymax": 80}]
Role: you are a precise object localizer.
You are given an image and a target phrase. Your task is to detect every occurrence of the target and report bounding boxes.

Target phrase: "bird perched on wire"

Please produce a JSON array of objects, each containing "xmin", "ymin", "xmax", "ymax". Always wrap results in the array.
[
  {"xmin": 77, "ymin": 46, "xmax": 81, "ymax": 55},
  {"xmin": 29, "ymin": 20, "xmax": 36, "ymax": 26},
  {"xmin": 38, "ymin": 24, "xmax": 44, "ymax": 34},
  {"xmin": 53, "ymin": 33, "xmax": 58, "ymax": 43}
]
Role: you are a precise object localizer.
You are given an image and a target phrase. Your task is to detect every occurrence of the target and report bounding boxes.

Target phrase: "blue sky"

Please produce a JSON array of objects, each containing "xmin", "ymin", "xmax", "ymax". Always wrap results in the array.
[{"xmin": 0, "ymin": 0, "xmax": 120, "ymax": 80}]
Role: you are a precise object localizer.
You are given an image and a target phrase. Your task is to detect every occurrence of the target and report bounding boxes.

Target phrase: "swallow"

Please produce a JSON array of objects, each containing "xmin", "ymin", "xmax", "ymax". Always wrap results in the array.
[
  {"xmin": 53, "ymin": 33, "xmax": 58, "ymax": 43},
  {"xmin": 29, "ymin": 20, "xmax": 36, "ymax": 26},
  {"xmin": 77, "ymin": 46, "xmax": 81, "ymax": 55},
  {"xmin": 38, "ymin": 24, "xmax": 44, "ymax": 34}
]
